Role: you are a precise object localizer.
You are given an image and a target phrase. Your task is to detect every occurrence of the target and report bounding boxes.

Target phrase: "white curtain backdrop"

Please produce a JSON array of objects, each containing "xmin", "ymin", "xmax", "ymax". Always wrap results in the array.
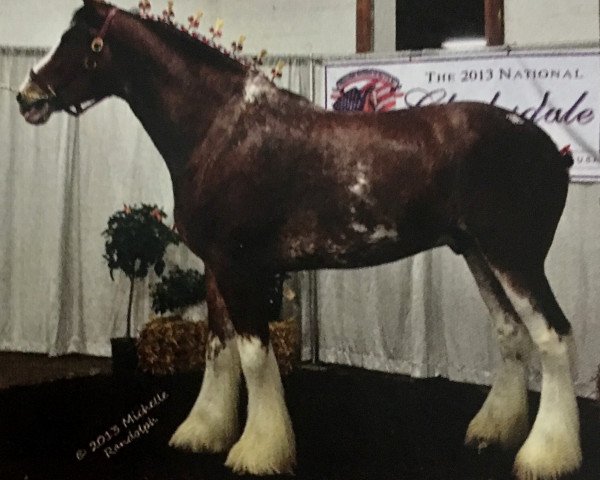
[
  {"xmin": 0, "ymin": 47, "xmax": 203, "ymax": 356},
  {"xmin": 1, "ymin": 47, "xmax": 599, "ymax": 398}
]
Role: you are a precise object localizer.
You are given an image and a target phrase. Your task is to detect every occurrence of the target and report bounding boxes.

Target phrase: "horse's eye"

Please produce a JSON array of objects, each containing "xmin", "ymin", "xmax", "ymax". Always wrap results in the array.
[{"xmin": 61, "ymin": 28, "xmax": 86, "ymax": 44}]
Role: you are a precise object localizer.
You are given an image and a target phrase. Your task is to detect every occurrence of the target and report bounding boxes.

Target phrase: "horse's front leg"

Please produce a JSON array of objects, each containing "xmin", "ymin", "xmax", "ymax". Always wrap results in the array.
[
  {"xmin": 169, "ymin": 267, "xmax": 242, "ymax": 453},
  {"xmin": 219, "ymin": 270, "xmax": 296, "ymax": 475}
]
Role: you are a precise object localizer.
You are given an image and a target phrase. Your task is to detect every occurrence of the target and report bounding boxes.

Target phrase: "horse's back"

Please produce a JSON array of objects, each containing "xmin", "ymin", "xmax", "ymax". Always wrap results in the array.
[{"xmin": 278, "ymin": 101, "xmax": 571, "ymax": 270}]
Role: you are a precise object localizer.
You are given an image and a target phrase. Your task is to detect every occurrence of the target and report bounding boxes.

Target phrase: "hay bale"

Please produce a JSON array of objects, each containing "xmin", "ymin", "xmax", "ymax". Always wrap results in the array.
[
  {"xmin": 137, "ymin": 316, "xmax": 208, "ymax": 375},
  {"xmin": 270, "ymin": 318, "xmax": 301, "ymax": 376},
  {"xmin": 137, "ymin": 316, "xmax": 300, "ymax": 375}
]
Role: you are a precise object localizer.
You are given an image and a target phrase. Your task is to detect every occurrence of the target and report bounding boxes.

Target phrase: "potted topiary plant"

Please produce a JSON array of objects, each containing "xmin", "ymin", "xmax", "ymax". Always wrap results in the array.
[
  {"xmin": 138, "ymin": 267, "xmax": 208, "ymax": 375},
  {"xmin": 102, "ymin": 203, "xmax": 180, "ymax": 374}
]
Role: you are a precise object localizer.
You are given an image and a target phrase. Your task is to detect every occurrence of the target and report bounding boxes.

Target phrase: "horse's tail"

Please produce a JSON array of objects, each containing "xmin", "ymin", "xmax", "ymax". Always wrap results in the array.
[{"xmin": 559, "ymin": 145, "xmax": 574, "ymax": 170}]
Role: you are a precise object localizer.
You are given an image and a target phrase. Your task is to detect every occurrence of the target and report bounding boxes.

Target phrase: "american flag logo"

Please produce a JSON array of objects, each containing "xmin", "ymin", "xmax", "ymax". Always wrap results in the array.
[{"xmin": 331, "ymin": 69, "xmax": 403, "ymax": 112}]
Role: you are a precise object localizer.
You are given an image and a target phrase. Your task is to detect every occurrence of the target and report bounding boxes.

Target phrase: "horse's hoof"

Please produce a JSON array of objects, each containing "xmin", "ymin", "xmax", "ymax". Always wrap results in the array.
[
  {"xmin": 169, "ymin": 414, "xmax": 239, "ymax": 454},
  {"xmin": 465, "ymin": 403, "xmax": 529, "ymax": 452},
  {"xmin": 224, "ymin": 430, "xmax": 296, "ymax": 476},
  {"xmin": 512, "ymin": 431, "xmax": 582, "ymax": 480}
]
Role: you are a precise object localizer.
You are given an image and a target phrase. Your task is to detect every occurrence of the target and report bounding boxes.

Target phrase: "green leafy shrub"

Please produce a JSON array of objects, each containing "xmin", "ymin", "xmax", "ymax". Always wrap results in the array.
[{"xmin": 151, "ymin": 267, "xmax": 206, "ymax": 315}]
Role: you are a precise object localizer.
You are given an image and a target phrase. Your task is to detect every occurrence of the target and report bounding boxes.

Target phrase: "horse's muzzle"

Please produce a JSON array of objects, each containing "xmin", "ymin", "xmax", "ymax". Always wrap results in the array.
[{"xmin": 17, "ymin": 82, "xmax": 56, "ymax": 125}]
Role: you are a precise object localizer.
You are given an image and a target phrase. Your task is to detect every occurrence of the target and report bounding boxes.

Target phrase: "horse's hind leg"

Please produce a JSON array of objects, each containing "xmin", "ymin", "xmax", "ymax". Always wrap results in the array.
[
  {"xmin": 169, "ymin": 268, "xmax": 242, "ymax": 453},
  {"xmin": 493, "ymin": 266, "xmax": 581, "ymax": 480},
  {"xmin": 463, "ymin": 248, "xmax": 532, "ymax": 451}
]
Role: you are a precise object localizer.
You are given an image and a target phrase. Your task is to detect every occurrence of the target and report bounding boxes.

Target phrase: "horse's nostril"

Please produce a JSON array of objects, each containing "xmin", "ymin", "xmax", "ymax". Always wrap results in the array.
[{"xmin": 16, "ymin": 92, "xmax": 23, "ymax": 103}]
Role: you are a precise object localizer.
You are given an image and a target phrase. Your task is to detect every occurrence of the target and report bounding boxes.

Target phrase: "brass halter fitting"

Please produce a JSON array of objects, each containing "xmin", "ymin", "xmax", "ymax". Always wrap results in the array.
[
  {"xmin": 91, "ymin": 37, "xmax": 104, "ymax": 53},
  {"xmin": 90, "ymin": 7, "xmax": 118, "ymax": 54},
  {"xmin": 85, "ymin": 8, "xmax": 117, "ymax": 71}
]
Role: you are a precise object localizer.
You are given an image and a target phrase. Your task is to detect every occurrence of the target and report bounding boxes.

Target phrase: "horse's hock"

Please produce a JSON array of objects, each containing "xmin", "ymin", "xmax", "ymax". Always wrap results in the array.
[{"xmin": 137, "ymin": 316, "xmax": 300, "ymax": 376}]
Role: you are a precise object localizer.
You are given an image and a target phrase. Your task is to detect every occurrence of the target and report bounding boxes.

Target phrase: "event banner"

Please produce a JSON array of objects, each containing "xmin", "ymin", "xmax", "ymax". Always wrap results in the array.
[{"xmin": 324, "ymin": 50, "xmax": 600, "ymax": 182}]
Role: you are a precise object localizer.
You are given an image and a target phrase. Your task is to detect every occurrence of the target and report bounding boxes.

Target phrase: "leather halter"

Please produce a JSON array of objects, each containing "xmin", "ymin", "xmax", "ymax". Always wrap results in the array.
[{"xmin": 28, "ymin": 7, "xmax": 118, "ymax": 117}]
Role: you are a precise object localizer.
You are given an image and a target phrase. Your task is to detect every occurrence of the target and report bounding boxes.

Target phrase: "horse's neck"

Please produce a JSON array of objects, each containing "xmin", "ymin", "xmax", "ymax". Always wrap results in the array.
[{"xmin": 112, "ymin": 17, "xmax": 247, "ymax": 183}]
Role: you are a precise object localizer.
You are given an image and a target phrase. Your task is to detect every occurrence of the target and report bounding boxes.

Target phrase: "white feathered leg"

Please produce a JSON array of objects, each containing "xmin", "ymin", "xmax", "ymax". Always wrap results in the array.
[
  {"xmin": 499, "ymin": 271, "xmax": 581, "ymax": 480},
  {"xmin": 225, "ymin": 336, "xmax": 296, "ymax": 475},
  {"xmin": 464, "ymin": 250, "xmax": 531, "ymax": 450},
  {"xmin": 465, "ymin": 326, "xmax": 531, "ymax": 450},
  {"xmin": 169, "ymin": 334, "xmax": 241, "ymax": 453}
]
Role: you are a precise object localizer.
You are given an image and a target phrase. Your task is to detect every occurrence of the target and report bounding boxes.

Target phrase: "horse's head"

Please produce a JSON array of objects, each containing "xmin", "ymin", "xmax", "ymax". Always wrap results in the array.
[{"xmin": 17, "ymin": 1, "xmax": 121, "ymax": 124}]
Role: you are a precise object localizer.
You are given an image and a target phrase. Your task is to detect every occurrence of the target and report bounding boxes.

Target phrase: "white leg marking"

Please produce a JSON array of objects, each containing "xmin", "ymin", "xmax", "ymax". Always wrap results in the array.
[
  {"xmin": 502, "ymin": 280, "xmax": 581, "ymax": 480},
  {"xmin": 465, "ymin": 322, "xmax": 530, "ymax": 450},
  {"xmin": 465, "ymin": 255, "xmax": 531, "ymax": 450},
  {"xmin": 225, "ymin": 336, "xmax": 296, "ymax": 475},
  {"xmin": 169, "ymin": 335, "xmax": 241, "ymax": 453}
]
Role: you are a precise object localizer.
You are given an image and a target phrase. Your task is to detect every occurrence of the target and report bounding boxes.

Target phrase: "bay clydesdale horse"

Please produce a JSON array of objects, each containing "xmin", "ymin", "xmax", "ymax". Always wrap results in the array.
[{"xmin": 16, "ymin": 2, "xmax": 580, "ymax": 479}]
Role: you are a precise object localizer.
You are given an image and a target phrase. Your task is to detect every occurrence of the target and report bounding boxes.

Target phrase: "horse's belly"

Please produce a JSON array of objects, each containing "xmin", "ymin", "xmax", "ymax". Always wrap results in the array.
[{"xmin": 279, "ymin": 226, "xmax": 441, "ymax": 271}]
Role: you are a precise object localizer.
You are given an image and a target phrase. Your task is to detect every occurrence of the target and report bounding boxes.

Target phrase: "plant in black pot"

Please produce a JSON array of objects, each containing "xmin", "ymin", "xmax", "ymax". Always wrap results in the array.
[
  {"xmin": 102, "ymin": 203, "xmax": 180, "ymax": 374},
  {"xmin": 138, "ymin": 267, "xmax": 208, "ymax": 374}
]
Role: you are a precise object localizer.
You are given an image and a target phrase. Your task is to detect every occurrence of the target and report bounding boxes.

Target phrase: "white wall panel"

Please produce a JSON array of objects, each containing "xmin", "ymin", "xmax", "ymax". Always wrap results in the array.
[
  {"xmin": 0, "ymin": 0, "xmax": 356, "ymax": 55},
  {"xmin": 374, "ymin": 0, "xmax": 396, "ymax": 53},
  {"xmin": 505, "ymin": 0, "xmax": 599, "ymax": 46}
]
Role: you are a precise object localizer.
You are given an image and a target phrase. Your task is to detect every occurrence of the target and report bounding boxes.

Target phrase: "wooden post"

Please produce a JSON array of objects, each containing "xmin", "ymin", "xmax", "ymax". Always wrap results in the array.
[
  {"xmin": 485, "ymin": 0, "xmax": 504, "ymax": 46},
  {"xmin": 356, "ymin": 0, "xmax": 374, "ymax": 53}
]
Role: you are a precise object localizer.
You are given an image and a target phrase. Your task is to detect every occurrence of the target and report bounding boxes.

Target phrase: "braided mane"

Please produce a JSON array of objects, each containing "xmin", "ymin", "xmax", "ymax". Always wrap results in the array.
[
  {"xmin": 73, "ymin": 4, "xmax": 282, "ymax": 80},
  {"xmin": 135, "ymin": 10, "xmax": 251, "ymax": 73}
]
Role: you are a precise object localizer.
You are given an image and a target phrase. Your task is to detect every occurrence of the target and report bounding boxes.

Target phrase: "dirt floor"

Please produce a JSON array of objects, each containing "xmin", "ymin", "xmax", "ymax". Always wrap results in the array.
[{"xmin": 0, "ymin": 356, "xmax": 597, "ymax": 480}]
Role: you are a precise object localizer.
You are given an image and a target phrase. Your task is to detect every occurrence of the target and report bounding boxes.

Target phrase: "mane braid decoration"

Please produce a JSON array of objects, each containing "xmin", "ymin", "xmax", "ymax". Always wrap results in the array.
[{"xmin": 134, "ymin": 0, "xmax": 285, "ymax": 78}]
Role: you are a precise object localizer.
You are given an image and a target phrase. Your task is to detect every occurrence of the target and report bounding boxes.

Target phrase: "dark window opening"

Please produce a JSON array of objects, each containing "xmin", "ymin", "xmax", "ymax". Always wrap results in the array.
[{"xmin": 396, "ymin": 0, "xmax": 485, "ymax": 50}]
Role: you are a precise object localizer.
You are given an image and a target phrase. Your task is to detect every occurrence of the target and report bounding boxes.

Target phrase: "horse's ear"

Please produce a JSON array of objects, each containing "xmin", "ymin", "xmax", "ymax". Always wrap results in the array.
[
  {"xmin": 83, "ymin": 0, "xmax": 112, "ymax": 14},
  {"xmin": 82, "ymin": 0, "xmax": 112, "ymax": 24}
]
